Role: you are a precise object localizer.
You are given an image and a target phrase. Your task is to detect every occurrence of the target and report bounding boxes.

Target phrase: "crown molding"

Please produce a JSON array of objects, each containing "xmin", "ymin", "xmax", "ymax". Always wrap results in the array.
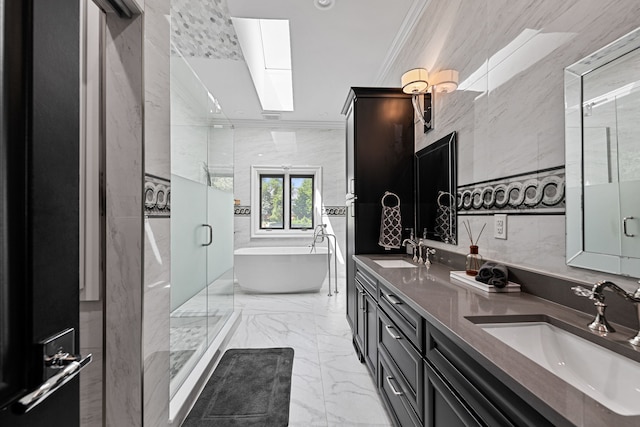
[{"xmin": 374, "ymin": 0, "xmax": 431, "ymax": 86}]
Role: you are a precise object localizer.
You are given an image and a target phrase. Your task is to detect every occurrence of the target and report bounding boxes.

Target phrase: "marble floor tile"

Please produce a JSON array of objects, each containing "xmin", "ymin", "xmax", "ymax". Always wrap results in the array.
[
  {"xmin": 219, "ymin": 281, "xmax": 393, "ymax": 427},
  {"xmin": 319, "ymin": 349, "xmax": 392, "ymax": 426}
]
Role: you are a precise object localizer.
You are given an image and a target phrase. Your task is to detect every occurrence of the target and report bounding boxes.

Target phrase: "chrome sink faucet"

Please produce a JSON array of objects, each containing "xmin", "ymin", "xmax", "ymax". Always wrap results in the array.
[
  {"xmin": 402, "ymin": 238, "xmax": 419, "ymax": 262},
  {"xmin": 401, "ymin": 228, "xmax": 436, "ymax": 265},
  {"xmin": 572, "ymin": 280, "xmax": 640, "ymax": 346},
  {"xmin": 402, "ymin": 228, "xmax": 419, "ymax": 262}
]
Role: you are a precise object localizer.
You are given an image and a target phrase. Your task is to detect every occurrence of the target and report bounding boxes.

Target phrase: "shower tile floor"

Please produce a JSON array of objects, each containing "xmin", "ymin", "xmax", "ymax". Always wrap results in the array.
[{"xmin": 223, "ymin": 281, "xmax": 393, "ymax": 427}]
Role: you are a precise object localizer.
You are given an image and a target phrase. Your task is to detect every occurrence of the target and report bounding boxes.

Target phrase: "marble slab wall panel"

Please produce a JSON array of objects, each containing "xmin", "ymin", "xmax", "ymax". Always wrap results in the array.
[
  {"xmin": 143, "ymin": 217, "xmax": 171, "ymax": 427},
  {"xmin": 80, "ymin": 302, "xmax": 103, "ymax": 427},
  {"xmin": 144, "ymin": 0, "xmax": 171, "ymax": 179},
  {"xmin": 143, "ymin": 0, "xmax": 171, "ymax": 425},
  {"xmin": 233, "ymin": 126, "xmax": 347, "ymax": 280},
  {"xmin": 104, "ymin": 13, "xmax": 144, "ymax": 427},
  {"xmin": 381, "ymin": 0, "xmax": 640, "ymax": 286}
]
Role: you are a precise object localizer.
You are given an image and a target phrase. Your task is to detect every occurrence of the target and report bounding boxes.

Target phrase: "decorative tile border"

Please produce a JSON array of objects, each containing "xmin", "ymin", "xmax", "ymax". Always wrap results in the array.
[
  {"xmin": 323, "ymin": 206, "xmax": 346, "ymax": 216},
  {"xmin": 145, "ymin": 174, "xmax": 171, "ymax": 217},
  {"xmin": 234, "ymin": 206, "xmax": 251, "ymax": 216},
  {"xmin": 457, "ymin": 167, "xmax": 565, "ymax": 215},
  {"xmin": 234, "ymin": 205, "xmax": 346, "ymax": 217}
]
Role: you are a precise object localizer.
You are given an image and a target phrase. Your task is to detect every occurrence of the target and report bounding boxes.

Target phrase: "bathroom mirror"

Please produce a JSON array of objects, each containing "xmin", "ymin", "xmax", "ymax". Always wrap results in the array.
[
  {"xmin": 415, "ymin": 131, "xmax": 457, "ymax": 244},
  {"xmin": 565, "ymin": 27, "xmax": 640, "ymax": 277}
]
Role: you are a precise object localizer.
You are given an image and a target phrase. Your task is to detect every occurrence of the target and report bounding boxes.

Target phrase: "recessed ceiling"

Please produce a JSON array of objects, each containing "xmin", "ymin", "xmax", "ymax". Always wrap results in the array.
[{"xmin": 171, "ymin": 0, "xmax": 426, "ymax": 125}]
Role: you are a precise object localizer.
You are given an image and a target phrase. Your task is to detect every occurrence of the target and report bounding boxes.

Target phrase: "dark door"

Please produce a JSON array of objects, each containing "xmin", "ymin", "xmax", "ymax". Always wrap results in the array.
[{"xmin": 0, "ymin": 0, "xmax": 82, "ymax": 425}]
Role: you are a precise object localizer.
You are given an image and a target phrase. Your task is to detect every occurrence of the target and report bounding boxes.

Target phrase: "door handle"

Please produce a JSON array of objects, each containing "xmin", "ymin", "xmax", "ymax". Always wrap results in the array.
[
  {"xmin": 623, "ymin": 216, "xmax": 635, "ymax": 237},
  {"xmin": 14, "ymin": 354, "xmax": 92, "ymax": 414},
  {"xmin": 203, "ymin": 224, "xmax": 213, "ymax": 246},
  {"xmin": 13, "ymin": 328, "xmax": 92, "ymax": 414}
]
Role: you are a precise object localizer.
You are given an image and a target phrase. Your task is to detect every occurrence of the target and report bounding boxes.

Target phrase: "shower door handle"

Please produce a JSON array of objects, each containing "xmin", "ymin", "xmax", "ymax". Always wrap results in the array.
[
  {"xmin": 623, "ymin": 216, "xmax": 635, "ymax": 237},
  {"xmin": 203, "ymin": 224, "xmax": 213, "ymax": 246}
]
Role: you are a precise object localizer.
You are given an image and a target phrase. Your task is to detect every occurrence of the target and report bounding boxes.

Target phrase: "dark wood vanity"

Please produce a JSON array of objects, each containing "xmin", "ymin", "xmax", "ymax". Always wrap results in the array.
[{"xmin": 350, "ymin": 255, "xmax": 640, "ymax": 427}]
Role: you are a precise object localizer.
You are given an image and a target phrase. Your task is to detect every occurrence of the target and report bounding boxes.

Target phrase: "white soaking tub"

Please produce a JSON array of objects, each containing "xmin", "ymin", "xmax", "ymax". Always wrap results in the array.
[{"xmin": 234, "ymin": 246, "xmax": 329, "ymax": 293}]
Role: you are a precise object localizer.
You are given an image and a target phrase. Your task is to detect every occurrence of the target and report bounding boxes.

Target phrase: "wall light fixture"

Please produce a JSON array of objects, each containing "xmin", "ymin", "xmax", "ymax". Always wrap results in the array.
[
  {"xmin": 432, "ymin": 69, "xmax": 459, "ymax": 93},
  {"xmin": 401, "ymin": 68, "xmax": 431, "ymax": 133},
  {"xmin": 401, "ymin": 68, "xmax": 459, "ymax": 133}
]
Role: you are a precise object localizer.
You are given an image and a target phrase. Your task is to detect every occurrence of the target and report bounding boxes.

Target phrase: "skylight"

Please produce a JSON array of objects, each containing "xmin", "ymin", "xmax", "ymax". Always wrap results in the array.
[{"xmin": 232, "ymin": 18, "xmax": 294, "ymax": 112}]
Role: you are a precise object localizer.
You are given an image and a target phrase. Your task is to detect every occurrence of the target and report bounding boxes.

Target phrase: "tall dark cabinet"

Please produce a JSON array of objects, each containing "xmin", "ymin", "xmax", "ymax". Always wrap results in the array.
[{"xmin": 342, "ymin": 87, "xmax": 415, "ymax": 350}]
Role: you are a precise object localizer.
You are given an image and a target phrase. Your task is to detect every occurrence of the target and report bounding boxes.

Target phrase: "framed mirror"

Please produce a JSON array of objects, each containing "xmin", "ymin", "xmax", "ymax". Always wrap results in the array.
[
  {"xmin": 565, "ymin": 27, "xmax": 640, "ymax": 277},
  {"xmin": 415, "ymin": 131, "xmax": 457, "ymax": 244}
]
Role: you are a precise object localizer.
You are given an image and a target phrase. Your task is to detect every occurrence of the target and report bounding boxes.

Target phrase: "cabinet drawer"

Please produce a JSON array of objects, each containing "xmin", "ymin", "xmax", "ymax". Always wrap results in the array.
[
  {"xmin": 378, "ymin": 351, "xmax": 421, "ymax": 427},
  {"xmin": 378, "ymin": 310, "xmax": 422, "ymax": 420},
  {"xmin": 425, "ymin": 360, "xmax": 483, "ymax": 427},
  {"xmin": 355, "ymin": 267, "xmax": 377, "ymax": 297},
  {"xmin": 427, "ymin": 325, "xmax": 559, "ymax": 427},
  {"xmin": 378, "ymin": 282, "xmax": 423, "ymax": 351}
]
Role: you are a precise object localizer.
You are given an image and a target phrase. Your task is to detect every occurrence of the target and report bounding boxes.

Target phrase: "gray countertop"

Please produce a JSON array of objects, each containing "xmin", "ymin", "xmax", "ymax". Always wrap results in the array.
[{"xmin": 354, "ymin": 254, "xmax": 640, "ymax": 427}]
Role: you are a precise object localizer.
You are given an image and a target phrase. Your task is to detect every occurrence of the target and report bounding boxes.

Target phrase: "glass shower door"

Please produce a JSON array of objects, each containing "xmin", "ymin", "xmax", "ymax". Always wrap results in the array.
[
  {"xmin": 170, "ymin": 53, "xmax": 234, "ymax": 398},
  {"xmin": 206, "ymin": 125, "xmax": 235, "ymax": 346}
]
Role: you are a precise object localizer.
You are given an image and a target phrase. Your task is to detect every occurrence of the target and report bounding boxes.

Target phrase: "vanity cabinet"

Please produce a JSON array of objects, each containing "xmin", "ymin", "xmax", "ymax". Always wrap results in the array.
[
  {"xmin": 426, "ymin": 325, "xmax": 557, "ymax": 427},
  {"xmin": 377, "ymin": 308, "xmax": 423, "ymax": 423},
  {"xmin": 343, "ymin": 87, "xmax": 415, "ymax": 334},
  {"xmin": 354, "ymin": 267, "xmax": 378, "ymax": 375},
  {"xmin": 351, "ymin": 258, "xmax": 566, "ymax": 427}
]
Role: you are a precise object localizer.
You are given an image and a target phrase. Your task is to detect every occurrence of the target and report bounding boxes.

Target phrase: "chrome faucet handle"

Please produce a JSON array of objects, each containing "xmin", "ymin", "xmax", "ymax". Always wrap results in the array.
[
  {"xmin": 423, "ymin": 248, "xmax": 436, "ymax": 267},
  {"xmin": 571, "ymin": 285, "xmax": 596, "ymax": 299}
]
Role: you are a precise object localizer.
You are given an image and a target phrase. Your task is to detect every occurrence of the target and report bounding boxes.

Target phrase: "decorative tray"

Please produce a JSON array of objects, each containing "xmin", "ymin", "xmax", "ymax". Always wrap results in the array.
[{"xmin": 449, "ymin": 271, "xmax": 521, "ymax": 293}]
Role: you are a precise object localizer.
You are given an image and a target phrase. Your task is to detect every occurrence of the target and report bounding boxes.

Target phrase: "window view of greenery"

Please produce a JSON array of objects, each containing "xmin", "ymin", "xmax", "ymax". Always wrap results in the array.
[
  {"xmin": 290, "ymin": 175, "xmax": 314, "ymax": 229},
  {"xmin": 260, "ymin": 175, "xmax": 284, "ymax": 228}
]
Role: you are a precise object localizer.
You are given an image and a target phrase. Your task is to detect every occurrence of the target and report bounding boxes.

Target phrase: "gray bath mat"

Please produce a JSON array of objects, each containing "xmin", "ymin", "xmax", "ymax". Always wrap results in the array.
[{"xmin": 183, "ymin": 347, "xmax": 294, "ymax": 427}]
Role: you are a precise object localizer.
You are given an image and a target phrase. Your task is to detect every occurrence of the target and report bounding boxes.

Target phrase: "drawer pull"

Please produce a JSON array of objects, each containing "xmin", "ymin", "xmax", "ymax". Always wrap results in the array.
[
  {"xmin": 386, "ymin": 376, "xmax": 404, "ymax": 396},
  {"xmin": 386, "ymin": 294, "xmax": 402, "ymax": 305},
  {"xmin": 385, "ymin": 324, "xmax": 402, "ymax": 339}
]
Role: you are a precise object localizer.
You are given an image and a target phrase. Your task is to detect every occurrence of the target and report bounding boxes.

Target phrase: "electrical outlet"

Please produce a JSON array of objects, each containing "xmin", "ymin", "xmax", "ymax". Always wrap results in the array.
[{"xmin": 494, "ymin": 214, "xmax": 507, "ymax": 239}]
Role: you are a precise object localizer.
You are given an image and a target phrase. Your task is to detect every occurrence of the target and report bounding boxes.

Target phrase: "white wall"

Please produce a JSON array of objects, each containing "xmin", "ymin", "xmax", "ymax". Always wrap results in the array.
[
  {"xmin": 233, "ymin": 126, "xmax": 347, "ymax": 283},
  {"xmin": 381, "ymin": 0, "xmax": 640, "ymax": 289}
]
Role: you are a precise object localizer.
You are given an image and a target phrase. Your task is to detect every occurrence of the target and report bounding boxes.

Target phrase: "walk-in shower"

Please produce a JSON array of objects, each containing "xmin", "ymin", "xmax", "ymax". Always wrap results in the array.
[{"xmin": 170, "ymin": 52, "xmax": 235, "ymax": 399}]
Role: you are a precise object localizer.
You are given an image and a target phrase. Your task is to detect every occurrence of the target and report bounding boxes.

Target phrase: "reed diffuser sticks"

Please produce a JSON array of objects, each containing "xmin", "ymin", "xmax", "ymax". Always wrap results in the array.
[{"xmin": 463, "ymin": 220, "xmax": 485, "ymax": 246}]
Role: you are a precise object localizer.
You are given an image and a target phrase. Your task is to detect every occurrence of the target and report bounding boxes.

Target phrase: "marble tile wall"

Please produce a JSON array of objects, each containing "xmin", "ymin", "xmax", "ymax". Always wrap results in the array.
[
  {"xmin": 233, "ymin": 126, "xmax": 347, "ymax": 282},
  {"xmin": 381, "ymin": 0, "xmax": 640, "ymax": 288},
  {"xmin": 143, "ymin": 0, "xmax": 172, "ymax": 426},
  {"xmin": 79, "ymin": 302, "xmax": 103, "ymax": 426},
  {"xmin": 104, "ymin": 11, "xmax": 144, "ymax": 427}
]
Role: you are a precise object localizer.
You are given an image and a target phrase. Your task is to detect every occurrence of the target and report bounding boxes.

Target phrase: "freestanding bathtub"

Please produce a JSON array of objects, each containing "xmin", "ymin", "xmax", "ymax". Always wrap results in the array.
[{"xmin": 234, "ymin": 246, "xmax": 329, "ymax": 293}]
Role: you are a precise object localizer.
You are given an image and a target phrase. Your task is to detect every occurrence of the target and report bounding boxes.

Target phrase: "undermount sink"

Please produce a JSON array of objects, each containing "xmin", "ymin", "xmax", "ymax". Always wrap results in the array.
[
  {"xmin": 468, "ymin": 317, "xmax": 640, "ymax": 416},
  {"xmin": 373, "ymin": 259, "xmax": 417, "ymax": 268}
]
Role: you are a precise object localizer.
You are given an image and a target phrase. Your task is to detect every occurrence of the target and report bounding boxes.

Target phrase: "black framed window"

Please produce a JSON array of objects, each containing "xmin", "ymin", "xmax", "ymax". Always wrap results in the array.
[
  {"xmin": 259, "ymin": 175, "xmax": 284, "ymax": 229},
  {"xmin": 290, "ymin": 175, "xmax": 314, "ymax": 229}
]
